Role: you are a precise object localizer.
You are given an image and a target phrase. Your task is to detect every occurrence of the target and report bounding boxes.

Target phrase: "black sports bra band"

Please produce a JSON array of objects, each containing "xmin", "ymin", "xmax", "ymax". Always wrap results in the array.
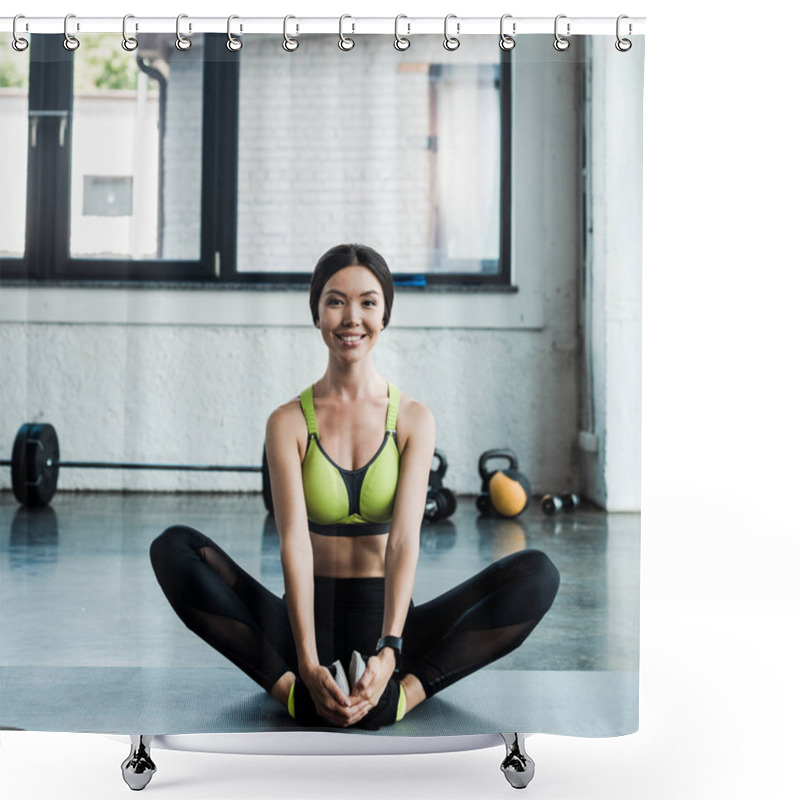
[{"xmin": 309, "ymin": 520, "xmax": 392, "ymax": 537}]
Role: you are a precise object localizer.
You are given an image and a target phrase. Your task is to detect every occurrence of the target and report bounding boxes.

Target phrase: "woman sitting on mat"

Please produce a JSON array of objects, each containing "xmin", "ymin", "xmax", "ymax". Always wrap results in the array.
[{"xmin": 150, "ymin": 243, "xmax": 560, "ymax": 729}]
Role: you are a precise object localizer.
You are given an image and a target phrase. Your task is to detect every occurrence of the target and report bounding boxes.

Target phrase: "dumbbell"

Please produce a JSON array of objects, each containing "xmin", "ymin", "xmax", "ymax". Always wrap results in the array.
[
  {"xmin": 541, "ymin": 493, "xmax": 581, "ymax": 515},
  {"xmin": 424, "ymin": 449, "xmax": 457, "ymax": 522},
  {"xmin": 476, "ymin": 449, "xmax": 532, "ymax": 518},
  {"xmin": 2, "ymin": 422, "xmax": 270, "ymax": 510}
]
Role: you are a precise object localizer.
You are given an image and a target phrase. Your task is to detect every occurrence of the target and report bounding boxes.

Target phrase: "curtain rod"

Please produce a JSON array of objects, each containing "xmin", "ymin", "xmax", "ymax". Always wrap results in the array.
[{"xmin": 2, "ymin": 15, "xmax": 646, "ymax": 37}]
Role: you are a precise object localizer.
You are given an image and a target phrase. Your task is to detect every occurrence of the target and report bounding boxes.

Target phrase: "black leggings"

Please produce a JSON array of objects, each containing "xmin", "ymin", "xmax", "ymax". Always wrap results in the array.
[{"xmin": 150, "ymin": 525, "xmax": 560, "ymax": 699}]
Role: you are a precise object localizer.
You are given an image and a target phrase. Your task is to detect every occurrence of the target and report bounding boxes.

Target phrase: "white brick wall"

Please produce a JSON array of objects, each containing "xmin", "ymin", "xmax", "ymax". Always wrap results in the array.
[{"xmin": 0, "ymin": 322, "xmax": 577, "ymax": 496}]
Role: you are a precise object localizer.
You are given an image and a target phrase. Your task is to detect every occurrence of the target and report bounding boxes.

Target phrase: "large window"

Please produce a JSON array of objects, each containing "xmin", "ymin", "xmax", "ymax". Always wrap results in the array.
[
  {"xmin": 237, "ymin": 35, "xmax": 506, "ymax": 279},
  {"xmin": 0, "ymin": 34, "xmax": 510, "ymax": 286},
  {"xmin": 0, "ymin": 33, "xmax": 30, "ymax": 259},
  {"xmin": 70, "ymin": 33, "xmax": 204, "ymax": 263}
]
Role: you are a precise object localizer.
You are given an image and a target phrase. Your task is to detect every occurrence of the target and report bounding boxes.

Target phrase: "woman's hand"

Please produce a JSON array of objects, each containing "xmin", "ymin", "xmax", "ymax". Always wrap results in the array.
[
  {"xmin": 301, "ymin": 664, "xmax": 371, "ymax": 727},
  {"xmin": 349, "ymin": 649, "xmax": 396, "ymax": 710}
]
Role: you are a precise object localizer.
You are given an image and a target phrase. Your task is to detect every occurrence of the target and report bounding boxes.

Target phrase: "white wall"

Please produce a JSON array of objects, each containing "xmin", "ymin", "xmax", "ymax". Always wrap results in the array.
[
  {"xmin": 580, "ymin": 39, "xmax": 644, "ymax": 512},
  {"xmin": 0, "ymin": 36, "xmax": 641, "ymax": 507},
  {"xmin": 0, "ymin": 91, "xmax": 29, "ymax": 257}
]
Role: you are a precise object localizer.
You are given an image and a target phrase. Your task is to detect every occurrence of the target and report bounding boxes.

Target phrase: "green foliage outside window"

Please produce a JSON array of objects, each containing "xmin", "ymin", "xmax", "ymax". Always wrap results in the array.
[
  {"xmin": 74, "ymin": 34, "xmax": 155, "ymax": 92},
  {"xmin": 1, "ymin": 33, "xmax": 157, "ymax": 92},
  {"xmin": 0, "ymin": 34, "xmax": 28, "ymax": 88}
]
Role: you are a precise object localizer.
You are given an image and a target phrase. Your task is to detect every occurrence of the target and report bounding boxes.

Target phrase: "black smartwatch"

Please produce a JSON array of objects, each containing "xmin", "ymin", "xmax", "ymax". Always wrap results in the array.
[{"xmin": 375, "ymin": 635, "xmax": 403, "ymax": 670}]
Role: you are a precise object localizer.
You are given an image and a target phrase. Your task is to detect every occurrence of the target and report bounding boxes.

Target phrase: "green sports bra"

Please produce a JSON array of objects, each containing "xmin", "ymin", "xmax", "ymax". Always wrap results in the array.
[{"xmin": 300, "ymin": 382, "xmax": 401, "ymax": 536}]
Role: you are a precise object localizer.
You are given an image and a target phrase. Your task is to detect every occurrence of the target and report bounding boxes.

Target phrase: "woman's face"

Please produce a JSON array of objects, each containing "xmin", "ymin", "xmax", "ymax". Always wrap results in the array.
[{"xmin": 316, "ymin": 265, "xmax": 386, "ymax": 361}]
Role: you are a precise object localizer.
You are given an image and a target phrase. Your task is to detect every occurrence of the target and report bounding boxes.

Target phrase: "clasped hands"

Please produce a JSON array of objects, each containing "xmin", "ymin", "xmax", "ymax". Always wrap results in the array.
[{"xmin": 301, "ymin": 648, "xmax": 396, "ymax": 727}]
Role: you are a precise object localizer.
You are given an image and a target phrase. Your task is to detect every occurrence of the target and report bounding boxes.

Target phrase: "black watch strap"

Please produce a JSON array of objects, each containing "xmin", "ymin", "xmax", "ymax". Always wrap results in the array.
[{"xmin": 375, "ymin": 635, "xmax": 403, "ymax": 657}]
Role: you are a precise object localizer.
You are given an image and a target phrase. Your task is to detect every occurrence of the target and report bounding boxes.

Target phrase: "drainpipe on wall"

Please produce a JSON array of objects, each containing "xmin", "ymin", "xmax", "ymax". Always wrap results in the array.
[{"xmin": 135, "ymin": 56, "xmax": 167, "ymax": 260}]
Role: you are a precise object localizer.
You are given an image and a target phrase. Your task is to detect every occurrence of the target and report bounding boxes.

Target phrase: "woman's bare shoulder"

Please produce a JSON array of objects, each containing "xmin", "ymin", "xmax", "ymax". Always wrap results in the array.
[
  {"xmin": 397, "ymin": 392, "xmax": 435, "ymax": 451},
  {"xmin": 269, "ymin": 395, "xmax": 303, "ymax": 419},
  {"xmin": 398, "ymin": 393, "xmax": 434, "ymax": 424},
  {"xmin": 266, "ymin": 396, "xmax": 305, "ymax": 440}
]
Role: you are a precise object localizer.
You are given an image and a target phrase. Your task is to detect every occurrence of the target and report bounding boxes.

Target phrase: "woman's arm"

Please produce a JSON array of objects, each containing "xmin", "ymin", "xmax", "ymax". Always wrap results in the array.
[
  {"xmin": 351, "ymin": 400, "xmax": 436, "ymax": 703},
  {"xmin": 266, "ymin": 405, "xmax": 318, "ymax": 674},
  {"xmin": 383, "ymin": 400, "xmax": 435, "ymax": 644},
  {"xmin": 266, "ymin": 404, "xmax": 369, "ymax": 726}
]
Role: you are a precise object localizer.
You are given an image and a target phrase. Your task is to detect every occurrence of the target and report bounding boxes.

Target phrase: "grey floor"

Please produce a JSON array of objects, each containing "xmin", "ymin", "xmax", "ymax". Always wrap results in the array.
[{"xmin": 0, "ymin": 491, "xmax": 639, "ymax": 736}]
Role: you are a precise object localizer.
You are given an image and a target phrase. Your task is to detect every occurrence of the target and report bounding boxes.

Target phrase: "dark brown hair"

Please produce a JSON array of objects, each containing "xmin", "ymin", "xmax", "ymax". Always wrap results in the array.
[{"xmin": 309, "ymin": 243, "xmax": 394, "ymax": 328}]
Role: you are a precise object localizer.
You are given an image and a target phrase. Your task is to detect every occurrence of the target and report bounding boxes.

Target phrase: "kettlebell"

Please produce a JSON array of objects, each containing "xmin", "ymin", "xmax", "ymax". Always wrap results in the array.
[
  {"xmin": 476, "ymin": 449, "xmax": 532, "ymax": 518},
  {"xmin": 425, "ymin": 449, "xmax": 457, "ymax": 522}
]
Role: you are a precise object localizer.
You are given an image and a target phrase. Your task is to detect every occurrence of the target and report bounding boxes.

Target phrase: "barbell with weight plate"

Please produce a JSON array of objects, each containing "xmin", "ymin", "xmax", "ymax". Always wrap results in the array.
[{"xmin": 2, "ymin": 422, "xmax": 268, "ymax": 509}]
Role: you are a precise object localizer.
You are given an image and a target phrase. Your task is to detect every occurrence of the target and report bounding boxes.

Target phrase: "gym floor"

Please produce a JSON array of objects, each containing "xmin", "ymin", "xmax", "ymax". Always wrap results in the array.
[{"xmin": 0, "ymin": 491, "xmax": 640, "ymax": 735}]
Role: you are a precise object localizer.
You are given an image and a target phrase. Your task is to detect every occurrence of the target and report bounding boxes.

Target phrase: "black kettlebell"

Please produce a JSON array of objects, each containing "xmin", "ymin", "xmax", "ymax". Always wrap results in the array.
[
  {"xmin": 476, "ymin": 449, "xmax": 532, "ymax": 518},
  {"xmin": 541, "ymin": 492, "xmax": 580, "ymax": 515},
  {"xmin": 425, "ymin": 449, "xmax": 457, "ymax": 522}
]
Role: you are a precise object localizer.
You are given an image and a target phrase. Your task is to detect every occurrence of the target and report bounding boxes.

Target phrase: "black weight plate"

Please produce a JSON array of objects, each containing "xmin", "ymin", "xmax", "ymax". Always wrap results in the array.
[
  {"xmin": 34, "ymin": 424, "xmax": 60, "ymax": 503},
  {"xmin": 14, "ymin": 423, "xmax": 60, "ymax": 507},
  {"xmin": 541, "ymin": 494, "xmax": 561, "ymax": 515},
  {"xmin": 261, "ymin": 444, "xmax": 274, "ymax": 514},
  {"xmin": 424, "ymin": 491, "xmax": 443, "ymax": 521},
  {"xmin": 29, "ymin": 423, "xmax": 60, "ymax": 506},
  {"xmin": 428, "ymin": 449, "xmax": 447, "ymax": 490},
  {"xmin": 10, "ymin": 423, "xmax": 33, "ymax": 506},
  {"xmin": 561, "ymin": 493, "xmax": 580, "ymax": 511},
  {"xmin": 439, "ymin": 487, "xmax": 457, "ymax": 519}
]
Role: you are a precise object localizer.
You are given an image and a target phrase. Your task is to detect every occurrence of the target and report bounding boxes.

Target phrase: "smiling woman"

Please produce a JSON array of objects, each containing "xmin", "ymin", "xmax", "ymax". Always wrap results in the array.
[
  {"xmin": 309, "ymin": 243, "xmax": 395, "ymax": 333},
  {"xmin": 317, "ymin": 267, "xmax": 385, "ymax": 357},
  {"xmin": 149, "ymin": 241, "xmax": 560, "ymax": 731}
]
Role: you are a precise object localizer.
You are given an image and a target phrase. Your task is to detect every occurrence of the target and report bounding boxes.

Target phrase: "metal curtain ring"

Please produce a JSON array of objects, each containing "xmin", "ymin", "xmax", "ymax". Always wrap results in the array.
[
  {"xmin": 176, "ymin": 14, "xmax": 192, "ymax": 51},
  {"xmin": 443, "ymin": 14, "xmax": 460, "ymax": 51},
  {"xmin": 283, "ymin": 15, "xmax": 299, "ymax": 51},
  {"xmin": 499, "ymin": 14, "xmax": 515, "ymax": 50},
  {"xmin": 122, "ymin": 14, "xmax": 138, "ymax": 52},
  {"xmin": 615, "ymin": 15, "xmax": 633, "ymax": 52},
  {"xmin": 12, "ymin": 15, "xmax": 29, "ymax": 52},
  {"xmin": 339, "ymin": 14, "xmax": 355, "ymax": 51},
  {"xmin": 394, "ymin": 14, "xmax": 410, "ymax": 51},
  {"xmin": 553, "ymin": 14, "xmax": 570, "ymax": 51},
  {"xmin": 227, "ymin": 15, "xmax": 243, "ymax": 51},
  {"xmin": 63, "ymin": 14, "xmax": 80, "ymax": 51}
]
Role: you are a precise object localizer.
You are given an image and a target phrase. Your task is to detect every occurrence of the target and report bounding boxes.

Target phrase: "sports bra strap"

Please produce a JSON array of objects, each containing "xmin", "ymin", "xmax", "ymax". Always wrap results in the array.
[
  {"xmin": 300, "ymin": 381, "xmax": 399, "ymax": 435},
  {"xmin": 299, "ymin": 386, "xmax": 318, "ymax": 435},
  {"xmin": 386, "ymin": 382, "xmax": 400, "ymax": 432}
]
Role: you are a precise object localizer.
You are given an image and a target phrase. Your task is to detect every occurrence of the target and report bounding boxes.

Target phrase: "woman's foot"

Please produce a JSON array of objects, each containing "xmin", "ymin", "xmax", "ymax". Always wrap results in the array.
[
  {"xmin": 358, "ymin": 675, "xmax": 401, "ymax": 729},
  {"xmin": 348, "ymin": 650, "xmax": 409, "ymax": 730},
  {"xmin": 271, "ymin": 671, "xmax": 296, "ymax": 707},
  {"xmin": 329, "ymin": 659, "xmax": 351, "ymax": 697},
  {"xmin": 399, "ymin": 673, "xmax": 426, "ymax": 714},
  {"xmin": 286, "ymin": 661, "xmax": 350, "ymax": 723},
  {"xmin": 348, "ymin": 650, "xmax": 367, "ymax": 688}
]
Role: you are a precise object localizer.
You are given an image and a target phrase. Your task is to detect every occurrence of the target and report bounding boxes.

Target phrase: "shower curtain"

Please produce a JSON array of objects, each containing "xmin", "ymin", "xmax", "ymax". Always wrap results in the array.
[{"xmin": 0, "ymin": 20, "xmax": 643, "ymax": 745}]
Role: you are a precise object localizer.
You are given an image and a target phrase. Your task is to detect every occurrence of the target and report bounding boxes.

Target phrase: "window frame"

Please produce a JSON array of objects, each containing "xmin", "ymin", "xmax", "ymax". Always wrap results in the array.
[{"xmin": 0, "ymin": 34, "xmax": 512, "ymax": 289}]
